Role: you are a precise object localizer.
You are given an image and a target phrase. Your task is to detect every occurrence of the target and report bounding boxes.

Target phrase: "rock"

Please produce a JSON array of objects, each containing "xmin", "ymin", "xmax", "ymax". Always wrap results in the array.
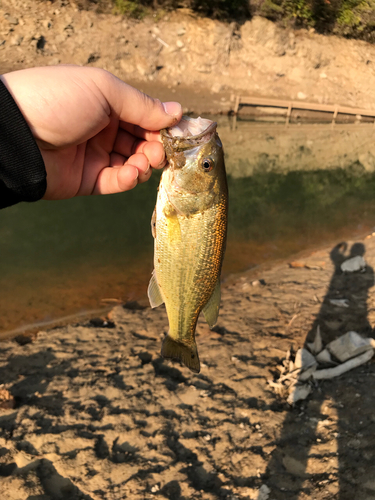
[
  {"xmin": 327, "ymin": 331, "xmax": 373, "ymax": 362},
  {"xmin": 9, "ymin": 35, "xmax": 23, "ymax": 46},
  {"xmin": 176, "ymin": 39, "xmax": 184, "ymax": 49},
  {"xmin": 294, "ymin": 348, "xmax": 317, "ymax": 370},
  {"xmin": 297, "ymin": 92, "xmax": 307, "ymax": 100},
  {"xmin": 282, "ymin": 455, "xmax": 308, "ymax": 477},
  {"xmin": 364, "ymin": 480, "xmax": 375, "ymax": 492},
  {"xmin": 4, "ymin": 14, "xmax": 19, "ymax": 25},
  {"xmin": 177, "ymin": 27, "xmax": 186, "ymax": 36},
  {"xmin": 257, "ymin": 484, "xmax": 271, "ymax": 500},
  {"xmin": 341, "ymin": 255, "xmax": 366, "ymax": 272},
  {"xmin": 329, "ymin": 298, "xmax": 349, "ymax": 308},
  {"xmin": 307, "ymin": 326, "xmax": 322, "ymax": 354},
  {"xmin": 211, "ymin": 82, "xmax": 222, "ymax": 93},
  {"xmin": 287, "ymin": 383, "xmax": 311, "ymax": 404},
  {"xmin": 320, "ymin": 72, "xmax": 328, "ymax": 78},
  {"xmin": 316, "ymin": 348, "xmax": 333, "ymax": 364},
  {"xmin": 87, "ymin": 52, "xmax": 100, "ymax": 64}
]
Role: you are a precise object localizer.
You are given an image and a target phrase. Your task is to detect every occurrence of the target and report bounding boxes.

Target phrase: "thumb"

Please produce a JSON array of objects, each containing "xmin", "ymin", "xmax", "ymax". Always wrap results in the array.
[{"xmin": 101, "ymin": 71, "xmax": 182, "ymax": 131}]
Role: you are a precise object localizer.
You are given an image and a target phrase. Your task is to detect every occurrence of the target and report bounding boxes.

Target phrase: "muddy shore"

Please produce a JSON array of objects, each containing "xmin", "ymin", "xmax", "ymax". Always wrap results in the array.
[{"xmin": 2, "ymin": 234, "xmax": 375, "ymax": 500}]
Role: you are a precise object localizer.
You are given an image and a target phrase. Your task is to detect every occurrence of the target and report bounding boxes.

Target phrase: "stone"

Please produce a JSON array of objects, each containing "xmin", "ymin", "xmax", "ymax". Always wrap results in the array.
[
  {"xmin": 294, "ymin": 348, "xmax": 317, "ymax": 370},
  {"xmin": 341, "ymin": 255, "xmax": 366, "ymax": 272},
  {"xmin": 297, "ymin": 91, "xmax": 307, "ymax": 100},
  {"xmin": 258, "ymin": 484, "xmax": 271, "ymax": 500},
  {"xmin": 327, "ymin": 331, "xmax": 373, "ymax": 362},
  {"xmin": 282, "ymin": 455, "xmax": 308, "ymax": 477},
  {"xmin": 287, "ymin": 384, "xmax": 311, "ymax": 404},
  {"xmin": 9, "ymin": 35, "xmax": 23, "ymax": 46},
  {"xmin": 5, "ymin": 14, "xmax": 19, "ymax": 25},
  {"xmin": 211, "ymin": 82, "xmax": 222, "ymax": 93}
]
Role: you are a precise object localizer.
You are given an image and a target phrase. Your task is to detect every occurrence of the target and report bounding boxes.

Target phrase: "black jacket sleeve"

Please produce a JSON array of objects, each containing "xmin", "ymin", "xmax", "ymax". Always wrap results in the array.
[{"xmin": 0, "ymin": 79, "xmax": 47, "ymax": 209}]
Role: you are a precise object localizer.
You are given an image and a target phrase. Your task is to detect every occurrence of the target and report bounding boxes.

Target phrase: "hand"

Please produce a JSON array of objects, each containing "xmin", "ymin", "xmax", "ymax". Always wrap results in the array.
[{"xmin": 0, "ymin": 66, "xmax": 182, "ymax": 200}]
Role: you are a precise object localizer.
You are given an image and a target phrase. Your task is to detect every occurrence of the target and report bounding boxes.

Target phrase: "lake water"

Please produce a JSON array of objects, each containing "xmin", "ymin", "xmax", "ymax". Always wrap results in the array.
[{"xmin": 1, "ymin": 118, "xmax": 375, "ymax": 336}]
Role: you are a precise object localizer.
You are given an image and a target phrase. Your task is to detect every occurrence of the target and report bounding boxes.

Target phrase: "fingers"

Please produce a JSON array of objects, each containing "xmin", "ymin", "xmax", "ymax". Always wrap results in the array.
[
  {"xmin": 113, "ymin": 129, "xmax": 165, "ymax": 168},
  {"xmin": 95, "ymin": 153, "xmax": 155, "ymax": 195},
  {"xmin": 99, "ymin": 71, "xmax": 182, "ymax": 131}
]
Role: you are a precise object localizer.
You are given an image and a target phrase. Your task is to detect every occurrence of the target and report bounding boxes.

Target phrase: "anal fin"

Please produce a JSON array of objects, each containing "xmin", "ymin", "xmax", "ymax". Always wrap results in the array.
[
  {"xmin": 147, "ymin": 270, "xmax": 164, "ymax": 308},
  {"xmin": 203, "ymin": 279, "xmax": 221, "ymax": 328},
  {"xmin": 161, "ymin": 335, "xmax": 200, "ymax": 373}
]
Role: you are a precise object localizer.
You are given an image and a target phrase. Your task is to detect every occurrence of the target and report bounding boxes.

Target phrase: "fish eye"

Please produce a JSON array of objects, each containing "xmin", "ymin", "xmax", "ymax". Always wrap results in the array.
[{"xmin": 200, "ymin": 157, "xmax": 214, "ymax": 172}]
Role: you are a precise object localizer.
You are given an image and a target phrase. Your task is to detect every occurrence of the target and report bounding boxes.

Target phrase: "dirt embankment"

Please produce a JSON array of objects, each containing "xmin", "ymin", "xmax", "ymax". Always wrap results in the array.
[{"xmin": 2, "ymin": 1, "xmax": 375, "ymax": 113}]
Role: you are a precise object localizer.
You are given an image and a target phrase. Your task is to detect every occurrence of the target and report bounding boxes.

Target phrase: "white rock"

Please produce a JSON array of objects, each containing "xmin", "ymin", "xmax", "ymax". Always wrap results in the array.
[
  {"xmin": 297, "ymin": 91, "xmax": 307, "ymax": 100},
  {"xmin": 329, "ymin": 299, "xmax": 349, "ymax": 308},
  {"xmin": 320, "ymin": 72, "xmax": 327, "ymax": 78},
  {"xmin": 307, "ymin": 325, "xmax": 322, "ymax": 354},
  {"xmin": 257, "ymin": 484, "xmax": 271, "ymax": 500},
  {"xmin": 294, "ymin": 348, "xmax": 317, "ymax": 370},
  {"xmin": 327, "ymin": 331, "xmax": 373, "ymax": 362},
  {"xmin": 287, "ymin": 384, "xmax": 311, "ymax": 404},
  {"xmin": 341, "ymin": 255, "xmax": 366, "ymax": 272},
  {"xmin": 176, "ymin": 39, "xmax": 184, "ymax": 48},
  {"xmin": 316, "ymin": 348, "xmax": 333, "ymax": 364}
]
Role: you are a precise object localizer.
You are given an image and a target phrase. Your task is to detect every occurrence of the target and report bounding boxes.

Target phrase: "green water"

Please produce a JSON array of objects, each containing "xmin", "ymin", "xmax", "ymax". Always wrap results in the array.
[{"xmin": 1, "ymin": 120, "xmax": 375, "ymax": 334}]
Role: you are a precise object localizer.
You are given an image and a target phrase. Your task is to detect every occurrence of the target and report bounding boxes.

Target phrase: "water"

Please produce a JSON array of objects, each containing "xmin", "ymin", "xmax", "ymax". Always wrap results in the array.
[{"xmin": 1, "ymin": 118, "xmax": 375, "ymax": 335}]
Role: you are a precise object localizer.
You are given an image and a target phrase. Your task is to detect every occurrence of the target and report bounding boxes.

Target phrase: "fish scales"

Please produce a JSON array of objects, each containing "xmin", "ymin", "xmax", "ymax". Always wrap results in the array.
[{"xmin": 148, "ymin": 116, "xmax": 228, "ymax": 373}]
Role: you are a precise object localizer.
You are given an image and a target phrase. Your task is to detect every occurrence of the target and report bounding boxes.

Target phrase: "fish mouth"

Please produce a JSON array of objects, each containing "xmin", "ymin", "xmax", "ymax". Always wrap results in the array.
[{"xmin": 161, "ymin": 116, "xmax": 217, "ymax": 151}]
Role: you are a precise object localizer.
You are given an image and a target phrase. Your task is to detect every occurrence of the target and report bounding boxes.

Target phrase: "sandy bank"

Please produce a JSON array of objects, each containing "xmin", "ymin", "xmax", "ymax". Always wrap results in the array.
[{"xmin": 1, "ymin": 233, "xmax": 375, "ymax": 499}]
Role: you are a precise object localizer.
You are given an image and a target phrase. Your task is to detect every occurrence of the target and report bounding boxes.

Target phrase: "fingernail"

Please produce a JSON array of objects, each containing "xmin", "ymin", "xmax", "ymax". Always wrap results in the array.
[{"xmin": 162, "ymin": 101, "xmax": 182, "ymax": 117}]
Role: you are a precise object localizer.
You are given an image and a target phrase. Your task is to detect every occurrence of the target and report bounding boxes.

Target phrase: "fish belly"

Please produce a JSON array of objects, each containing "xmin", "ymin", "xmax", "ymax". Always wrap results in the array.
[{"xmin": 154, "ymin": 190, "xmax": 226, "ymax": 343}]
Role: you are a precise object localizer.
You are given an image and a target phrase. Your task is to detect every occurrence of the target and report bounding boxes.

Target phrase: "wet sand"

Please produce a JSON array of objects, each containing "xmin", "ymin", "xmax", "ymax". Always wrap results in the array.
[{"xmin": 1, "ymin": 233, "xmax": 375, "ymax": 500}]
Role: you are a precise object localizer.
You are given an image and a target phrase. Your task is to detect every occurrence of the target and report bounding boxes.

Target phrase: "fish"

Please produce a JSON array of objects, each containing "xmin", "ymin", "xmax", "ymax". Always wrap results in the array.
[{"xmin": 147, "ymin": 116, "xmax": 228, "ymax": 373}]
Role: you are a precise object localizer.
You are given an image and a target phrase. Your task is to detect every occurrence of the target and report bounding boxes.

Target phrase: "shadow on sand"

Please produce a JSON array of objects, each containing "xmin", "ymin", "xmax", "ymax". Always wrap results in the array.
[{"xmin": 263, "ymin": 242, "xmax": 375, "ymax": 499}]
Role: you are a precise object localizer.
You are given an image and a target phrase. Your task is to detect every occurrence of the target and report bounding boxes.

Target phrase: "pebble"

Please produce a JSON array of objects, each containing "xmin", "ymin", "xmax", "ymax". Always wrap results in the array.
[
  {"xmin": 9, "ymin": 35, "xmax": 23, "ymax": 46},
  {"xmin": 5, "ymin": 15, "xmax": 19, "ymax": 25}
]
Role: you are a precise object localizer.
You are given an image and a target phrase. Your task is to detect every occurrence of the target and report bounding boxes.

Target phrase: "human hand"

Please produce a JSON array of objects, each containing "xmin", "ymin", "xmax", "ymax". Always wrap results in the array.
[{"xmin": 0, "ymin": 65, "xmax": 182, "ymax": 200}]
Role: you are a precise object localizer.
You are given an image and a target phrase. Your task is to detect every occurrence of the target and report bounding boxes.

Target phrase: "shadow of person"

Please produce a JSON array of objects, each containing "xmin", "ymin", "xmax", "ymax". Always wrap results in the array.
[{"xmin": 262, "ymin": 242, "xmax": 375, "ymax": 499}]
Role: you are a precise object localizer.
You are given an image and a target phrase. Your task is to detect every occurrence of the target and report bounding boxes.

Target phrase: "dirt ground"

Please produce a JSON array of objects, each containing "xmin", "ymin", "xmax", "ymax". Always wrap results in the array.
[
  {"xmin": 3, "ymin": 1, "xmax": 375, "ymax": 113},
  {"xmin": 2, "ymin": 233, "xmax": 375, "ymax": 500}
]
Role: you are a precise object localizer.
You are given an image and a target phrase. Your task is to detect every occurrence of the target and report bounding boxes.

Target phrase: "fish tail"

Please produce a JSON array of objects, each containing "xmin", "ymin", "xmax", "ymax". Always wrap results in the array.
[{"xmin": 161, "ymin": 335, "xmax": 200, "ymax": 373}]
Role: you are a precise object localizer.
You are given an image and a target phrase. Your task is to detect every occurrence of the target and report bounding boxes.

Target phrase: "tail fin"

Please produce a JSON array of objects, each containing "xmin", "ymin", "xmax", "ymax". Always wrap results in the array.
[{"xmin": 161, "ymin": 335, "xmax": 200, "ymax": 373}]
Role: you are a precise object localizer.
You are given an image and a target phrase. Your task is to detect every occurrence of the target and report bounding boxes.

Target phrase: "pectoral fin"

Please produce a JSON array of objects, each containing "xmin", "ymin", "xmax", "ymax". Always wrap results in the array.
[
  {"xmin": 203, "ymin": 279, "xmax": 221, "ymax": 328},
  {"xmin": 148, "ymin": 271, "xmax": 164, "ymax": 308},
  {"xmin": 161, "ymin": 335, "xmax": 200, "ymax": 373}
]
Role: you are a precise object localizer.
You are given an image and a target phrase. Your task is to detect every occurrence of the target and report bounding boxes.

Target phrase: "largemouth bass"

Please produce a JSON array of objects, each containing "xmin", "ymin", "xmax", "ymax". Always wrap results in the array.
[{"xmin": 148, "ymin": 116, "xmax": 228, "ymax": 373}]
